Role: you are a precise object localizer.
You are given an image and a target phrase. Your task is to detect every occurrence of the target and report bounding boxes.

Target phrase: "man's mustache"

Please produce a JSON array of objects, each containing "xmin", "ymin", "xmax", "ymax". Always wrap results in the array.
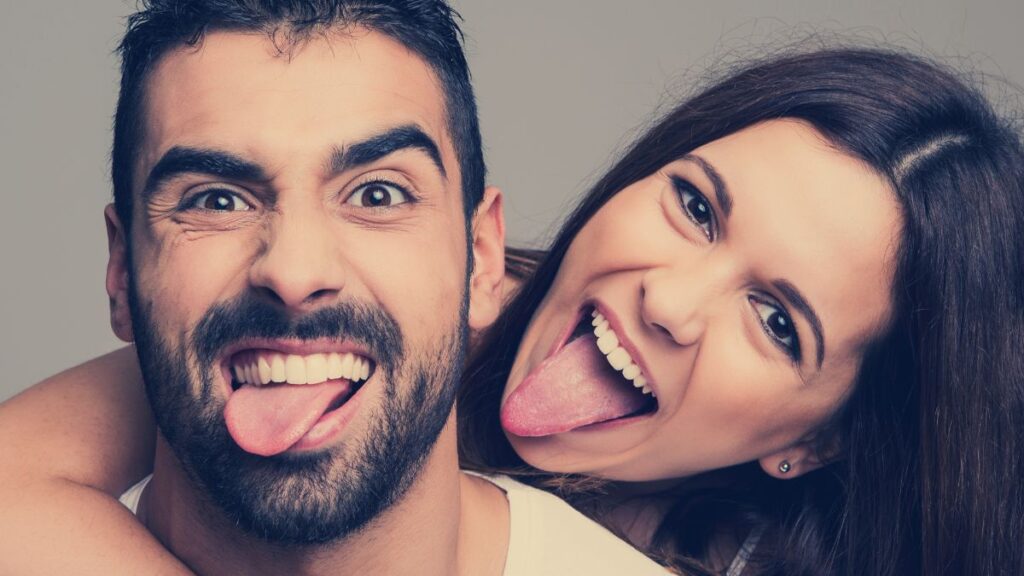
[{"xmin": 191, "ymin": 294, "xmax": 405, "ymax": 371}]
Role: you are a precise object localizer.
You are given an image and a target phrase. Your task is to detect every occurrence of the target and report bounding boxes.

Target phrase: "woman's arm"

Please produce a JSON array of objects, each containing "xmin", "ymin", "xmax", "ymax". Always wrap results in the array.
[{"xmin": 0, "ymin": 347, "xmax": 194, "ymax": 575}]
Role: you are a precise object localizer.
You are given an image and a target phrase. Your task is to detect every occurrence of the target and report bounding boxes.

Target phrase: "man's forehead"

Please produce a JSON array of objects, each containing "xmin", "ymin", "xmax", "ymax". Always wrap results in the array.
[{"xmin": 136, "ymin": 28, "xmax": 454, "ymax": 182}]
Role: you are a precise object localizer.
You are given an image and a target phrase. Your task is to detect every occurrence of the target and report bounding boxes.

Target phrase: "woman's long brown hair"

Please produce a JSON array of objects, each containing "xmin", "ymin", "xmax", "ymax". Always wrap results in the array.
[{"xmin": 459, "ymin": 48, "xmax": 1024, "ymax": 576}]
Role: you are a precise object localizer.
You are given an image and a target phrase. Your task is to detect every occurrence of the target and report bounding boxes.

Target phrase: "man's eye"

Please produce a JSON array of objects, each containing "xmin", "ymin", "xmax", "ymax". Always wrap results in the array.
[
  {"xmin": 672, "ymin": 176, "xmax": 715, "ymax": 240},
  {"xmin": 749, "ymin": 296, "xmax": 801, "ymax": 361},
  {"xmin": 346, "ymin": 181, "xmax": 411, "ymax": 208},
  {"xmin": 186, "ymin": 190, "xmax": 251, "ymax": 212}
]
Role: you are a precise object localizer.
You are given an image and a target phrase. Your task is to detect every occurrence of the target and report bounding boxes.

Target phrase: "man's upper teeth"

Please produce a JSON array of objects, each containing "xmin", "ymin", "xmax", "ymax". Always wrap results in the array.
[
  {"xmin": 590, "ymin": 309, "xmax": 655, "ymax": 397},
  {"xmin": 233, "ymin": 351, "xmax": 372, "ymax": 386}
]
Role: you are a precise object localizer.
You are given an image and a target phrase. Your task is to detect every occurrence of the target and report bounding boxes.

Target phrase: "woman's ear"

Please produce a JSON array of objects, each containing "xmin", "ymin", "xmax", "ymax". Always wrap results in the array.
[
  {"xmin": 758, "ymin": 431, "xmax": 839, "ymax": 480},
  {"xmin": 105, "ymin": 204, "xmax": 134, "ymax": 343},
  {"xmin": 466, "ymin": 186, "xmax": 506, "ymax": 332}
]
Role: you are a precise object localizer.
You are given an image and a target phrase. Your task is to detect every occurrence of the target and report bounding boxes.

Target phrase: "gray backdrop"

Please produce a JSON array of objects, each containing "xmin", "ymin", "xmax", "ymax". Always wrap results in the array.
[{"xmin": 2, "ymin": 0, "xmax": 1022, "ymax": 401}]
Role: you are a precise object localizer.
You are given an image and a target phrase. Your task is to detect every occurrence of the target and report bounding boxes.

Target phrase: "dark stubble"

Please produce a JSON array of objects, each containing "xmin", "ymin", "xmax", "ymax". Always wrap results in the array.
[{"xmin": 129, "ymin": 286, "xmax": 467, "ymax": 545}]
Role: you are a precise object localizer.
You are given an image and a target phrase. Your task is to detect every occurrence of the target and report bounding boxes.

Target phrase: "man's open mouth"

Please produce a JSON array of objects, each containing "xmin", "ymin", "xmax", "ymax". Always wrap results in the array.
[
  {"xmin": 232, "ymin": 348, "xmax": 373, "ymax": 385},
  {"xmin": 222, "ymin": 347, "xmax": 379, "ymax": 455}
]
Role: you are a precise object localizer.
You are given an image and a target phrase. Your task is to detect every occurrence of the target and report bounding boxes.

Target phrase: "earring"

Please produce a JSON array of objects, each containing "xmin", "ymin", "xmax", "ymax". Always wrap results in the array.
[{"xmin": 778, "ymin": 460, "xmax": 792, "ymax": 474}]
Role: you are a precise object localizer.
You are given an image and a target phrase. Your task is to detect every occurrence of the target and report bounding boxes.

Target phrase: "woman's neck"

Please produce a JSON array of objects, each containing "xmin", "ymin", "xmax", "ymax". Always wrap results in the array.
[{"xmin": 600, "ymin": 478, "xmax": 687, "ymax": 548}]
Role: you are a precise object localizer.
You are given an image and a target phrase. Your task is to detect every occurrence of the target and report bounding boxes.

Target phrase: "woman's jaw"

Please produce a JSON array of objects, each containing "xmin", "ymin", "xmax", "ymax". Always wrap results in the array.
[{"xmin": 498, "ymin": 120, "xmax": 901, "ymax": 483}]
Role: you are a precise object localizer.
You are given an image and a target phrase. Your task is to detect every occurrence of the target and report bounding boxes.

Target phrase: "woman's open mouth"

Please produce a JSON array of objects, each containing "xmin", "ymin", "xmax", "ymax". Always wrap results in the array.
[
  {"xmin": 570, "ymin": 307, "xmax": 659, "ymax": 420},
  {"xmin": 501, "ymin": 305, "xmax": 658, "ymax": 437}
]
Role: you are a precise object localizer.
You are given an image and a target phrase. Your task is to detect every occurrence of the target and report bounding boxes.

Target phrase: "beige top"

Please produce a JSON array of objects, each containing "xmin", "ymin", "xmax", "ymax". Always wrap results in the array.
[{"xmin": 121, "ymin": 473, "xmax": 669, "ymax": 575}]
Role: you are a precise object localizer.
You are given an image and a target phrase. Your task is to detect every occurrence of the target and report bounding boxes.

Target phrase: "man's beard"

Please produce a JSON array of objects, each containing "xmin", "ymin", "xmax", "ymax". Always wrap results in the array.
[{"xmin": 128, "ymin": 288, "xmax": 467, "ymax": 545}]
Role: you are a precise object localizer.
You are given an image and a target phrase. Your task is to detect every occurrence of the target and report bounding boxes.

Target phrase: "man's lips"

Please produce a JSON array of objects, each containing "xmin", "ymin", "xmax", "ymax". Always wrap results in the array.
[
  {"xmin": 213, "ymin": 339, "xmax": 377, "ymax": 389},
  {"xmin": 218, "ymin": 340, "xmax": 380, "ymax": 456},
  {"xmin": 217, "ymin": 338, "xmax": 375, "ymax": 364},
  {"xmin": 229, "ymin": 349, "xmax": 374, "ymax": 388}
]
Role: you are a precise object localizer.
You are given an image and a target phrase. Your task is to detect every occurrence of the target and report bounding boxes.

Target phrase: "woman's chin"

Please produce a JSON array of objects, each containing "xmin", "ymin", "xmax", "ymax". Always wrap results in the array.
[{"xmin": 503, "ymin": 426, "xmax": 641, "ymax": 481}]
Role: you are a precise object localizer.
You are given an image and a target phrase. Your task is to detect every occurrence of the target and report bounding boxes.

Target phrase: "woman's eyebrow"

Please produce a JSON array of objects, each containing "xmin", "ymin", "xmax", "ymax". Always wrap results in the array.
[
  {"xmin": 773, "ymin": 279, "xmax": 826, "ymax": 369},
  {"xmin": 681, "ymin": 153, "xmax": 824, "ymax": 368},
  {"xmin": 682, "ymin": 153, "xmax": 732, "ymax": 217}
]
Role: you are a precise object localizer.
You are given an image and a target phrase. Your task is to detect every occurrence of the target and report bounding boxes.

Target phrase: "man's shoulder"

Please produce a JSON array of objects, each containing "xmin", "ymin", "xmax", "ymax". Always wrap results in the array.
[{"xmin": 471, "ymin": 473, "xmax": 668, "ymax": 575}]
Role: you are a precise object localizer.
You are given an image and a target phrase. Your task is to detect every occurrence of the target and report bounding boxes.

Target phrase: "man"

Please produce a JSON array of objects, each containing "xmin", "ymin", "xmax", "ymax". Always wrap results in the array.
[{"xmin": 95, "ymin": 1, "xmax": 665, "ymax": 574}]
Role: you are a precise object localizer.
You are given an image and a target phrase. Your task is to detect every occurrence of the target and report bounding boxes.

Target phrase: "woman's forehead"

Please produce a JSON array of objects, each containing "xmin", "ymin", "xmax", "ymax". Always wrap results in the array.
[{"xmin": 694, "ymin": 120, "xmax": 902, "ymax": 358}]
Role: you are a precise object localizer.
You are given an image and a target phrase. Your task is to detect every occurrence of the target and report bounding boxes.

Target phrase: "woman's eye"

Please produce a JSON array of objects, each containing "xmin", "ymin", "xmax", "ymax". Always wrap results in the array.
[
  {"xmin": 672, "ymin": 176, "xmax": 715, "ymax": 240},
  {"xmin": 185, "ymin": 190, "xmax": 251, "ymax": 212},
  {"xmin": 346, "ymin": 181, "xmax": 411, "ymax": 208},
  {"xmin": 750, "ymin": 296, "xmax": 801, "ymax": 361}
]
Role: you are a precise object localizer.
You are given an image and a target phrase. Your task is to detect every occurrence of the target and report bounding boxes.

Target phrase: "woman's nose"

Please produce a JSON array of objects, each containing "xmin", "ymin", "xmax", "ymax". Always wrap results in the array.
[{"xmin": 639, "ymin": 255, "xmax": 735, "ymax": 347}]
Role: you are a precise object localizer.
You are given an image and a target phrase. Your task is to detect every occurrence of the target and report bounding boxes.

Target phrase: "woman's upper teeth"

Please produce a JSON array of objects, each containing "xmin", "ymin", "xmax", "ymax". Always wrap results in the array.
[
  {"xmin": 232, "ymin": 351, "xmax": 372, "ymax": 386},
  {"xmin": 591, "ymin": 310, "xmax": 654, "ymax": 397}
]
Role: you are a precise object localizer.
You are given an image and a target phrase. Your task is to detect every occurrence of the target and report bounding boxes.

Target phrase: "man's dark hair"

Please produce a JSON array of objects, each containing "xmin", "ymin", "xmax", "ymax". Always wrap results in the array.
[{"xmin": 112, "ymin": 0, "xmax": 484, "ymax": 232}]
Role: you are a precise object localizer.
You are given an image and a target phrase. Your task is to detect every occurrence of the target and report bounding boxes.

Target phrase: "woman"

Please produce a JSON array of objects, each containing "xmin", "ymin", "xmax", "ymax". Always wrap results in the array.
[
  {"xmin": 460, "ymin": 46, "xmax": 1024, "ymax": 576},
  {"xmin": 1, "ymin": 47, "xmax": 1022, "ymax": 575}
]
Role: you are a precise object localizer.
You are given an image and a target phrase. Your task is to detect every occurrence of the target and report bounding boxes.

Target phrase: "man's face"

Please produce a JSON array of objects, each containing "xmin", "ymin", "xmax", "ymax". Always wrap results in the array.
[{"xmin": 105, "ymin": 29, "xmax": 502, "ymax": 543}]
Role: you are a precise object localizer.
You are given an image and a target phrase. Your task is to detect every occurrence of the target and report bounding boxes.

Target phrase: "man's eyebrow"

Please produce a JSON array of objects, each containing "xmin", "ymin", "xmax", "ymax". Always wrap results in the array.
[
  {"xmin": 143, "ymin": 147, "xmax": 268, "ymax": 198},
  {"xmin": 682, "ymin": 153, "xmax": 732, "ymax": 217},
  {"xmin": 772, "ymin": 279, "xmax": 826, "ymax": 369},
  {"xmin": 328, "ymin": 124, "xmax": 447, "ymax": 180}
]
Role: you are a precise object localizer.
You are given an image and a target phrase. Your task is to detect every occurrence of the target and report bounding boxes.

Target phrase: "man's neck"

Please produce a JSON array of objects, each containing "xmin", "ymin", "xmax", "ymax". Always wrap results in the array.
[{"xmin": 141, "ymin": 418, "xmax": 508, "ymax": 576}]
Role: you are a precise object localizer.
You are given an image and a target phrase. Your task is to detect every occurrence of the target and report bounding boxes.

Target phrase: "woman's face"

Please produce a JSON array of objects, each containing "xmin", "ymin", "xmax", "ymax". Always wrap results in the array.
[{"xmin": 501, "ymin": 120, "xmax": 902, "ymax": 482}]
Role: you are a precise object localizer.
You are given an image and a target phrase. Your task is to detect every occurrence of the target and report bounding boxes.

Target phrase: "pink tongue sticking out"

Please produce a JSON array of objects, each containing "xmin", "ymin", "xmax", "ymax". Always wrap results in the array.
[
  {"xmin": 501, "ymin": 333, "xmax": 649, "ymax": 437},
  {"xmin": 224, "ymin": 381, "xmax": 349, "ymax": 456}
]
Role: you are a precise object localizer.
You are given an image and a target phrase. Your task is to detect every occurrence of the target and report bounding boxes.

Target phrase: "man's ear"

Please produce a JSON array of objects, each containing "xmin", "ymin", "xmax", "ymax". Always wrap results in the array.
[
  {"xmin": 105, "ymin": 204, "xmax": 134, "ymax": 342},
  {"xmin": 466, "ymin": 186, "xmax": 505, "ymax": 332},
  {"xmin": 758, "ymin": 434, "xmax": 837, "ymax": 480}
]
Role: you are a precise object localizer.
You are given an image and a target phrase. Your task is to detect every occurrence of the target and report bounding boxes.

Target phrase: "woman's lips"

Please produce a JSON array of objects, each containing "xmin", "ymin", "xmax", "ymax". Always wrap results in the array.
[{"xmin": 502, "ymin": 307, "xmax": 657, "ymax": 437}]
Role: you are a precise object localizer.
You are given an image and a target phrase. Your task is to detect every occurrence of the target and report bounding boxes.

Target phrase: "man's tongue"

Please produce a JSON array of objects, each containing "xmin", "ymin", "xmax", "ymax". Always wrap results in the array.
[
  {"xmin": 224, "ymin": 381, "xmax": 350, "ymax": 456},
  {"xmin": 501, "ymin": 333, "xmax": 648, "ymax": 437}
]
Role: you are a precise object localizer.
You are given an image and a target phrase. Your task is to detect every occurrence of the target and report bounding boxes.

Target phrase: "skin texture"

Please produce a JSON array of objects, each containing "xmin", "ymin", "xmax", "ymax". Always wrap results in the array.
[
  {"xmin": 0, "ymin": 119, "xmax": 897, "ymax": 569},
  {"xmin": 0, "ymin": 119, "xmax": 900, "ymax": 572},
  {"xmin": 0, "ymin": 349, "xmax": 175, "ymax": 575},
  {"xmin": 0, "ymin": 29, "xmax": 509, "ymax": 576},
  {"xmin": 505, "ymin": 120, "xmax": 901, "ymax": 482}
]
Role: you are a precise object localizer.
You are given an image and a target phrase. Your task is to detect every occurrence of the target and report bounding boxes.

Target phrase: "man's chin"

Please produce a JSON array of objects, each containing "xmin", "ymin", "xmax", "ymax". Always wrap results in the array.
[
  {"xmin": 141, "ymin": 352, "xmax": 459, "ymax": 546},
  {"xmin": 130, "ymin": 293, "xmax": 466, "ymax": 545}
]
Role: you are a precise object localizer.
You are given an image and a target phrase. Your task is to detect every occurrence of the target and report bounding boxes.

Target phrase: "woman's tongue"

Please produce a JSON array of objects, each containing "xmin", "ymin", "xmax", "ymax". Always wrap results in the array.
[
  {"xmin": 224, "ymin": 381, "xmax": 350, "ymax": 456},
  {"xmin": 501, "ymin": 333, "xmax": 648, "ymax": 437}
]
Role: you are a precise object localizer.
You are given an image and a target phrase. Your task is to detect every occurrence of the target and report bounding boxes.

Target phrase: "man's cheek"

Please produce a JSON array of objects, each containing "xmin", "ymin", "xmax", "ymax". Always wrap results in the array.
[
  {"xmin": 374, "ymin": 264, "xmax": 463, "ymax": 343},
  {"xmin": 152, "ymin": 243, "xmax": 252, "ymax": 306}
]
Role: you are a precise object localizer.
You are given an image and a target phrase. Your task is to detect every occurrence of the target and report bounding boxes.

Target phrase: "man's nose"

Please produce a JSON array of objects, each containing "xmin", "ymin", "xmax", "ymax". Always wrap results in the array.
[
  {"xmin": 248, "ymin": 207, "xmax": 346, "ymax": 310},
  {"xmin": 639, "ymin": 253, "xmax": 736, "ymax": 347}
]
